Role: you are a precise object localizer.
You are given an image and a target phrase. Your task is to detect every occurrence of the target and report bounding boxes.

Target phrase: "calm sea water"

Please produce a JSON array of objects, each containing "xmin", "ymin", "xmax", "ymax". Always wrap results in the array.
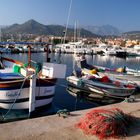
[{"xmin": 1, "ymin": 53, "xmax": 140, "ymax": 122}]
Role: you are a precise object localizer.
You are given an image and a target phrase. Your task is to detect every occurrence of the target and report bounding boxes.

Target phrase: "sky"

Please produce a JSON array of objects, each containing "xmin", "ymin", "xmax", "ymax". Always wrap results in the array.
[{"xmin": 0, "ymin": 0, "xmax": 140, "ymax": 32}]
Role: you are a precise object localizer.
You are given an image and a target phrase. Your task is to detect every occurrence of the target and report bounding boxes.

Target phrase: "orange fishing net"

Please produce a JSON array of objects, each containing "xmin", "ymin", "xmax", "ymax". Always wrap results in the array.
[{"xmin": 76, "ymin": 108, "xmax": 135, "ymax": 139}]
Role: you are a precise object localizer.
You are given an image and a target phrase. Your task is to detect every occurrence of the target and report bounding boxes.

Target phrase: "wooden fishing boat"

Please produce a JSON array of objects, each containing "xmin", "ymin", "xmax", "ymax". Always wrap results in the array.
[
  {"xmin": 74, "ymin": 55, "xmax": 140, "ymax": 88},
  {"xmin": 67, "ymin": 74, "xmax": 136, "ymax": 98},
  {"xmin": 75, "ymin": 54, "xmax": 140, "ymax": 75},
  {"xmin": 0, "ymin": 46, "xmax": 66, "ymax": 110}
]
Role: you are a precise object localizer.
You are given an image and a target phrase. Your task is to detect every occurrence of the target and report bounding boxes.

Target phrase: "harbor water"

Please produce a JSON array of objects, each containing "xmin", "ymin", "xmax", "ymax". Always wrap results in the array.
[{"xmin": 1, "ymin": 53, "xmax": 140, "ymax": 122}]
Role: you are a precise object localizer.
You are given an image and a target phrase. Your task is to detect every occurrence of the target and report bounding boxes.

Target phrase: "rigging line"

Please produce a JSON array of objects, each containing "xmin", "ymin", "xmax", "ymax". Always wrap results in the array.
[
  {"xmin": 63, "ymin": 0, "xmax": 73, "ymax": 44},
  {"xmin": 2, "ymin": 76, "xmax": 30, "ymax": 120}
]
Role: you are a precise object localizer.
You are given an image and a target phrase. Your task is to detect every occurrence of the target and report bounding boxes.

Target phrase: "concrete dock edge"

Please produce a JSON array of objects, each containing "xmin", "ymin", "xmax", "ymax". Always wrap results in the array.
[{"xmin": 0, "ymin": 100, "xmax": 140, "ymax": 140}]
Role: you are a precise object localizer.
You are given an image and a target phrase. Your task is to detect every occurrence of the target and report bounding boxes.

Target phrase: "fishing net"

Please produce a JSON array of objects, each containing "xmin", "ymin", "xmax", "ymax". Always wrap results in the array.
[{"xmin": 76, "ymin": 108, "xmax": 135, "ymax": 139}]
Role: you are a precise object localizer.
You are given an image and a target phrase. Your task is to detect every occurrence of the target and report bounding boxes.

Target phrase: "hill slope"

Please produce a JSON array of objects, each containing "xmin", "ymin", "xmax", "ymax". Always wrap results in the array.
[
  {"xmin": 2, "ymin": 19, "xmax": 99, "ymax": 37},
  {"xmin": 122, "ymin": 31, "xmax": 140, "ymax": 39},
  {"xmin": 83, "ymin": 25, "xmax": 121, "ymax": 36}
]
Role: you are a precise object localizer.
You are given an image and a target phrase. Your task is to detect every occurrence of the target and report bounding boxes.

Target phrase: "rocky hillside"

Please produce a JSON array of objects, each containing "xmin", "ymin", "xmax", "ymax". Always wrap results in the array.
[
  {"xmin": 83, "ymin": 25, "xmax": 121, "ymax": 36},
  {"xmin": 2, "ymin": 19, "xmax": 100, "ymax": 38}
]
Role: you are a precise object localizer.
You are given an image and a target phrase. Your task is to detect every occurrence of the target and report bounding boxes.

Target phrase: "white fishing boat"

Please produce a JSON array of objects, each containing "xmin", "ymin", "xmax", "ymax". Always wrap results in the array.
[
  {"xmin": 67, "ymin": 73, "xmax": 136, "ymax": 98},
  {"xmin": 55, "ymin": 43, "xmax": 74, "ymax": 53},
  {"xmin": 75, "ymin": 56, "xmax": 140, "ymax": 89},
  {"xmin": 0, "ymin": 44, "xmax": 66, "ymax": 110},
  {"xmin": 113, "ymin": 45, "xmax": 127, "ymax": 57},
  {"xmin": 75, "ymin": 54, "xmax": 140, "ymax": 76}
]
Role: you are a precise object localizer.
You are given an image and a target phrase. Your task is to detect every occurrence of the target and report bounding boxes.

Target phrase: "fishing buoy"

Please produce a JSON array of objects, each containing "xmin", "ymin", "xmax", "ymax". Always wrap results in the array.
[
  {"xmin": 90, "ymin": 69, "xmax": 97, "ymax": 75},
  {"xmin": 116, "ymin": 67, "xmax": 124, "ymax": 73},
  {"xmin": 101, "ymin": 76, "xmax": 110, "ymax": 83}
]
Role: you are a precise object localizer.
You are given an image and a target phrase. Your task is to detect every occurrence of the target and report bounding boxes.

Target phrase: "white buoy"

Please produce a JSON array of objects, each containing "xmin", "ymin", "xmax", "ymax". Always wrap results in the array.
[{"xmin": 29, "ymin": 74, "xmax": 36, "ymax": 116}]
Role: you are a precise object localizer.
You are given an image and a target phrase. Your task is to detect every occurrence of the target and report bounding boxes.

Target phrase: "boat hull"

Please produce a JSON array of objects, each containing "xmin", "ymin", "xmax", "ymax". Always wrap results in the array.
[
  {"xmin": 67, "ymin": 76, "xmax": 135, "ymax": 98},
  {"xmin": 0, "ymin": 78, "xmax": 57, "ymax": 109}
]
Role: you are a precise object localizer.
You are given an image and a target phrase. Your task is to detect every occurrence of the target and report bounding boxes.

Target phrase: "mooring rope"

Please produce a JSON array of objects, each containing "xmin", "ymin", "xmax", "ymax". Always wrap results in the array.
[{"xmin": 1, "ymin": 76, "xmax": 30, "ymax": 120}]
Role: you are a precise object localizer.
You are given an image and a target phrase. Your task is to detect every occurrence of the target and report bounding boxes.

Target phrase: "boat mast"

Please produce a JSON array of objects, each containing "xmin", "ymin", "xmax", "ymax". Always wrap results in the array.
[
  {"xmin": 63, "ymin": 0, "xmax": 73, "ymax": 44},
  {"xmin": 29, "ymin": 74, "xmax": 36, "ymax": 116},
  {"xmin": 27, "ymin": 45, "xmax": 31, "ymax": 67},
  {"xmin": 74, "ymin": 21, "xmax": 77, "ymax": 42},
  {"xmin": 45, "ymin": 44, "xmax": 50, "ymax": 62},
  {"xmin": 74, "ymin": 21, "xmax": 80, "ymax": 42},
  {"xmin": 0, "ymin": 28, "xmax": 1, "ymax": 42},
  {"xmin": 77, "ymin": 21, "xmax": 81, "ymax": 42}
]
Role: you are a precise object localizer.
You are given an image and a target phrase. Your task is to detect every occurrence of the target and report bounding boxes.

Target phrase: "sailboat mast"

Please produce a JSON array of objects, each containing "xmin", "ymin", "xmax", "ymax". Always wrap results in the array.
[
  {"xmin": 74, "ymin": 21, "xmax": 77, "ymax": 42},
  {"xmin": 77, "ymin": 21, "xmax": 80, "ymax": 41},
  {"xmin": 27, "ymin": 45, "xmax": 31, "ymax": 67},
  {"xmin": 63, "ymin": 0, "xmax": 73, "ymax": 44},
  {"xmin": 0, "ymin": 28, "xmax": 1, "ymax": 42},
  {"xmin": 74, "ymin": 21, "xmax": 80, "ymax": 42}
]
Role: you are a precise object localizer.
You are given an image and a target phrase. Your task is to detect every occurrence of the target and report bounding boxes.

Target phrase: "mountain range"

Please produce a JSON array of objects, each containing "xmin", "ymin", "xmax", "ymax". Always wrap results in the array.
[
  {"xmin": 2, "ymin": 19, "xmax": 100, "ymax": 37},
  {"xmin": 122, "ymin": 31, "xmax": 140, "ymax": 40},
  {"xmin": 123, "ymin": 31, "xmax": 140, "ymax": 34},
  {"xmin": 82, "ymin": 25, "xmax": 121, "ymax": 36},
  {"xmin": 2, "ymin": 19, "xmax": 139, "ymax": 38}
]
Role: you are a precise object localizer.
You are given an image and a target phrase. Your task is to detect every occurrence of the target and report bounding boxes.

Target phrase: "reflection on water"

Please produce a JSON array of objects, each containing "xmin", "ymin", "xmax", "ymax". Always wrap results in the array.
[
  {"xmin": 66, "ymin": 86, "xmax": 123, "ymax": 105},
  {"xmin": 4, "ymin": 53, "xmax": 140, "ymax": 70},
  {"xmin": 84, "ymin": 54, "xmax": 140, "ymax": 70},
  {"xmin": 1, "ymin": 53, "xmax": 140, "ymax": 122}
]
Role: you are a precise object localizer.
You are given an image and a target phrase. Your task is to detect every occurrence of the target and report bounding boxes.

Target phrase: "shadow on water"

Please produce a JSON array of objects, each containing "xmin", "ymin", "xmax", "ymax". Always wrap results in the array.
[
  {"xmin": 0, "ymin": 109, "xmax": 29, "ymax": 123},
  {"xmin": 66, "ymin": 86, "xmax": 123, "ymax": 106},
  {"xmin": 0, "ymin": 103, "xmax": 61, "ymax": 123}
]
